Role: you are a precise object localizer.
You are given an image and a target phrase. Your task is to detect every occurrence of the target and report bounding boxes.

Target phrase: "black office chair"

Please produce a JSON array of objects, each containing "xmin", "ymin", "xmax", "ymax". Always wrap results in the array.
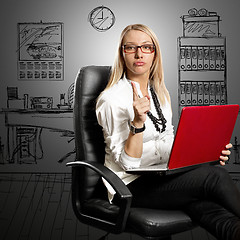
[{"xmin": 67, "ymin": 66, "xmax": 196, "ymax": 240}]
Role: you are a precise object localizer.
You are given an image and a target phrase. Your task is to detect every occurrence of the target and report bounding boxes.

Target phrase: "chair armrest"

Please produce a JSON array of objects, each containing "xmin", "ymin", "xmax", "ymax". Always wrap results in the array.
[
  {"xmin": 66, "ymin": 161, "xmax": 132, "ymax": 233},
  {"xmin": 67, "ymin": 161, "xmax": 132, "ymax": 199}
]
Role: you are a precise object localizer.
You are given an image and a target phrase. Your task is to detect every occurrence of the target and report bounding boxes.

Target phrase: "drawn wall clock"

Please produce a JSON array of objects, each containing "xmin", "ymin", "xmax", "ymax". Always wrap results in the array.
[{"xmin": 88, "ymin": 6, "xmax": 115, "ymax": 32}]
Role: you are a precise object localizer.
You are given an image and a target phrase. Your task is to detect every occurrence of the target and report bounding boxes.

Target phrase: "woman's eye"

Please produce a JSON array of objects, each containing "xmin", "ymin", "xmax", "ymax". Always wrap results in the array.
[{"xmin": 143, "ymin": 45, "xmax": 150, "ymax": 50}]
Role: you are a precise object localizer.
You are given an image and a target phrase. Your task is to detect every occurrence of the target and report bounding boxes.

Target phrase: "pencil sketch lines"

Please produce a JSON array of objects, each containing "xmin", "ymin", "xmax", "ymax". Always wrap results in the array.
[
  {"xmin": 178, "ymin": 8, "xmax": 227, "ymax": 116},
  {"xmin": 1, "ymin": 85, "xmax": 74, "ymax": 165},
  {"xmin": 0, "ymin": 173, "xmax": 87, "ymax": 240},
  {"xmin": 18, "ymin": 24, "xmax": 62, "ymax": 60},
  {"xmin": 17, "ymin": 22, "xmax": 64, "ymax": 81},
  {"xmin": 184, "ymin": 22, "xmax": 216, "ymax": 36}
]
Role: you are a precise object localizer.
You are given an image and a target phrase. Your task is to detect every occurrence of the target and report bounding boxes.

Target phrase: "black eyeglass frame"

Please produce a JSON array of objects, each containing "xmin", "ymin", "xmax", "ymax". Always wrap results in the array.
[{"xmin": 122, "ymin": 44, "xmax": 155, "ymax": 54}]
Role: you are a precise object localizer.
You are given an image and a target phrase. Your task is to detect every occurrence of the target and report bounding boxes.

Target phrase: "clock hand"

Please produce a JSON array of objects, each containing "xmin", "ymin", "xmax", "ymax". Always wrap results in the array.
[
  {"xmin": 97, "ymin": 10, "xmax": 103, "ymax": 19},
  {"xmin": 98, "ymin": 17, "xmax": 109, "ymax": 27},
  {"xmin": 95, "ymin": 16, "xmax": 109, "ymax": 26}
]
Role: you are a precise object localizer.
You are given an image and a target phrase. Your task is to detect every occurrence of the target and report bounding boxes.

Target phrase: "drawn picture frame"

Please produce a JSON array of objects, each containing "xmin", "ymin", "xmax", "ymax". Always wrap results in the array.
[{"xmin": 17, "ymin": 22, "xmax": 64, "ymax": 81}]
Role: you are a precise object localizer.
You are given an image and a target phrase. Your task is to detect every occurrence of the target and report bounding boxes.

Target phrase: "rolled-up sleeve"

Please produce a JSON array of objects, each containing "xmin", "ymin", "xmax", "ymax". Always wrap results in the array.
[{"xmin": 120, "ymin": 150, "xmax": 141, "ymax": 170}]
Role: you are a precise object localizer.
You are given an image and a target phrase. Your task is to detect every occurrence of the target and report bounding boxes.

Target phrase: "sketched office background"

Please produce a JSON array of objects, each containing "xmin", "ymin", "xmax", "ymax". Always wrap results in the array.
[{"xmin": 0, "ymin": 0, "xmax": 239, "ymax": 239}]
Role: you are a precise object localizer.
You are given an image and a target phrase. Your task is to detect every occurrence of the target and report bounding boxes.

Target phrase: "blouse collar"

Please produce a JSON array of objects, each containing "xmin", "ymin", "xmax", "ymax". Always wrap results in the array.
[{"xmin": 123, "ymin": 75, "xmax": 150, "ymax": 98}]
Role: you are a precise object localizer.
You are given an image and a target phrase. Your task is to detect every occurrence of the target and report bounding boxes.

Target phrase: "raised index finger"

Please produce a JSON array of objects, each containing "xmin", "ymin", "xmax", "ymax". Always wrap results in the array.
[{"xmin": 131, "ymin": 82, "xmax": 139, "ymax": 101}]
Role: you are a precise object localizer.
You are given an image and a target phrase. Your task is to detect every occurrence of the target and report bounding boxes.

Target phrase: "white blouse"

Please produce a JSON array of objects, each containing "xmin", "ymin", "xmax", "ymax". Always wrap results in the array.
[{"xmin": 96, "ymin": 76, "xmax": 174, "ymax": 201}]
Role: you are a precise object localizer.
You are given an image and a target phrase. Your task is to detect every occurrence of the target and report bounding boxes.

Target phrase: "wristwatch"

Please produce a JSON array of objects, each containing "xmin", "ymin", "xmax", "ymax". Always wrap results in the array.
[{"xmin": 129, "ymin": 121, "xmax": 145, "ymax": 135}]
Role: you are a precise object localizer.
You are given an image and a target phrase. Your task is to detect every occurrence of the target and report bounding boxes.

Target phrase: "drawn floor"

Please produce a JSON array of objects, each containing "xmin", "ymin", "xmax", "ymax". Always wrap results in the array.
[
  {"xmin": 2, "ymin": 172, "xmax": 238, "ymax": 240},
  {"xmin": 0, "ymin": 173, "xmax": 89, "ymax": 240}
]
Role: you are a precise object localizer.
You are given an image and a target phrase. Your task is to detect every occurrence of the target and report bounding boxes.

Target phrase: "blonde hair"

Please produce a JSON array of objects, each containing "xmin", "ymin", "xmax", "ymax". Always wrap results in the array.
[{"xmin": 103, "ymin": 24, "xmax": 170, "ymax": 105}]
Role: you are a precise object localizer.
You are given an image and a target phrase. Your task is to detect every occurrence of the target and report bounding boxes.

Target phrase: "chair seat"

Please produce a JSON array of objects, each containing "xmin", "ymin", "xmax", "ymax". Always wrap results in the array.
[
  {"xmin": 83, "ymin": 198, "xmax": 120, "ymax": 223},
  {"xmin": 82, "ymin": 198, "xmax": 195, "ymax": 238},
  {"xmin": 127, "ymin": 208, "xmax": 195, "ymax": 238}
]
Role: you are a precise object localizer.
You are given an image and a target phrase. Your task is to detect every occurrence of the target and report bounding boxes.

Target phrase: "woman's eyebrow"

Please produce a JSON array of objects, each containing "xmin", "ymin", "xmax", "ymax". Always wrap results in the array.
[{"xmin": 124, "ymin": 41, "xmax": 153, "ymax": 45}]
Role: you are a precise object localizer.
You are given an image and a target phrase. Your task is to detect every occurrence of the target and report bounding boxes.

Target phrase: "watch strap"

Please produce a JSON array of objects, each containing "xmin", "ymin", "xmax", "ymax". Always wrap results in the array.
[{"xmin": 130, "ymin": 121, "xmax": 145, "ymax": 135}]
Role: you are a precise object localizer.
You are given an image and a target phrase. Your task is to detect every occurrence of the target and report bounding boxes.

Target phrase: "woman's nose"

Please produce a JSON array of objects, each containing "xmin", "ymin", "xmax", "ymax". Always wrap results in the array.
[{"xmin": 135, "ymin": 48, "xmax": 143, "ymax": 58}]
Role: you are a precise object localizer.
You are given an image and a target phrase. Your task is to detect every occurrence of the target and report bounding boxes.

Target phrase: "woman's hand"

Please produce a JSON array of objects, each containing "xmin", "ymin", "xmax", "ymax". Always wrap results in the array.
[
  {"xmin": 131, "ymin": 82, "xmax": 150, "ymax": 127},
  {"xmin": 124, "ymin": 82, "xmax": 150, "ymax": 158},
  {"xmin": 219, "ymin": 143, "xmax": 232, "ymax": 166}
]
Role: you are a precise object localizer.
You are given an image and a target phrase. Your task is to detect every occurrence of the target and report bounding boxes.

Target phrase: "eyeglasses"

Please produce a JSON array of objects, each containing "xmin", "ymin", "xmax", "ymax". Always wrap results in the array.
[{"xmin": 122, "ymin": 44, "xmax": 155, "ymax": 54}]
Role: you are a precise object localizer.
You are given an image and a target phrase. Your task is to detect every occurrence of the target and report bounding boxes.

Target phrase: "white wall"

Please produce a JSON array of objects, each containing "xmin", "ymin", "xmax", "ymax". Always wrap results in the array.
[{"xmin": 0, "ymin": 0, "xmax": 240, "ymax": 170}]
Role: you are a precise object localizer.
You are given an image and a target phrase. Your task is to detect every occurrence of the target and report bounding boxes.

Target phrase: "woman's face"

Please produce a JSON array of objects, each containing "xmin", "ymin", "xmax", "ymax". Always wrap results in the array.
[{"xmin": 122, "ymin": 30, "xmax": 155, "ymax": 80}]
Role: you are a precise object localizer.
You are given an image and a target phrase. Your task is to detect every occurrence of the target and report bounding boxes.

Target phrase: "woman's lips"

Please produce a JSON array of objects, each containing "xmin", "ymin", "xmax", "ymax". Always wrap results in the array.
[{"xmin": 134, "ymin": 62, "xmax": 145, "ymax": 66}]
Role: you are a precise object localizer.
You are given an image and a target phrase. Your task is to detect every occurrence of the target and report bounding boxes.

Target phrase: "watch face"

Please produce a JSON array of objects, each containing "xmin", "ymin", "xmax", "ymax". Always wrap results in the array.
[{"xmin": 88, "ymin": 6, "xmax": 115, "ymax": 32}]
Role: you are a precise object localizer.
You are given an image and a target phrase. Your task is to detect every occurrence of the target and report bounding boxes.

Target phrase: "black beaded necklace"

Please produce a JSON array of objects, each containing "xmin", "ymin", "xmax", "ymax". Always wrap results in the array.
[{"xmin": 147, "ymin": 86, "xmax": 167, "ymax": 133}]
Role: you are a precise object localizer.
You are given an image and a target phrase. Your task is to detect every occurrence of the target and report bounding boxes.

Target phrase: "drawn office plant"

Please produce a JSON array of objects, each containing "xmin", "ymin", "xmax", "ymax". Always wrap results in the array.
[{"xmin": 178, "ymin": 8, "xmax": 227, "ymax": 115}]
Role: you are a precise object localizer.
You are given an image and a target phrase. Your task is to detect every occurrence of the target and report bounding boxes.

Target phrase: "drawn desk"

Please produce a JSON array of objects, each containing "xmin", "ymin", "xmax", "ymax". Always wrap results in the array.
[{"xmin": 1, "ymin": 108, "xmax": 73, "ymax": 164}]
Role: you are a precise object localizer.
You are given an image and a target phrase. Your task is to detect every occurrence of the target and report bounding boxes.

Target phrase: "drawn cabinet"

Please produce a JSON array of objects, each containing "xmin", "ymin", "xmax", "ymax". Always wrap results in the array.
[{"xmin": 178, "ymin": 9, "xmax": 227, "ymax": 115}]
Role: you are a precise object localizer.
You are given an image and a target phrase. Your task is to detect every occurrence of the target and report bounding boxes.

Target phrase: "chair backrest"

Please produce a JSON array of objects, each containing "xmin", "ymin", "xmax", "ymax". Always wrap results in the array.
[{"xmin": 73, "ymin": 66, "xmax": 111, "ymax": 201}]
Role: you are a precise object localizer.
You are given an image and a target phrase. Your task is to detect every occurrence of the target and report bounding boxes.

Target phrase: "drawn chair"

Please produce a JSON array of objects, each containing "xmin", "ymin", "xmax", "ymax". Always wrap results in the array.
[
  {"xmin": 58, "ymin": 83, "xmax": 76, "ymax": 163},
  {"xmin": 67, "ymin": 66, "xmax": 196, "ymax": 240}
]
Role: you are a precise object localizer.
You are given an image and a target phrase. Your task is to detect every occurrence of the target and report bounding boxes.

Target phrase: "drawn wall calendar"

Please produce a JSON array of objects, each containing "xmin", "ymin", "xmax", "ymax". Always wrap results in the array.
[
  {"xmin": 17, "ymin": 22, "xmax": 64, "ymax": 81},
  {"xmin": 178, "ymin": 9, "xmax": 227, "ymax": 115}
]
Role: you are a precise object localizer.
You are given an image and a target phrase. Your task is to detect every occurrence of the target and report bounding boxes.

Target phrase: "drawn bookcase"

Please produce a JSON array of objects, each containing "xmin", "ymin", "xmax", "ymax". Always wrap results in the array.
[{"xmin": 178, "ymin": 9, "xmax": 227, "ymax": 115}]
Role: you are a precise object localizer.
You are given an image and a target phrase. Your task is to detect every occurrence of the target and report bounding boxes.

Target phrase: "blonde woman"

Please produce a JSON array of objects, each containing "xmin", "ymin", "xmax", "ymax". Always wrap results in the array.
[{"xmin": 96, "ymin": 24, "xmax": 240, "ymax": 240}]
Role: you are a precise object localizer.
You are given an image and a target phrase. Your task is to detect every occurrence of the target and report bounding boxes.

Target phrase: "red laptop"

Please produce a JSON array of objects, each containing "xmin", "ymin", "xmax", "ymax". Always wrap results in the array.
[{"xmin": 126, "ymin": 104, "xmax": 239, "ymax": 175}]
